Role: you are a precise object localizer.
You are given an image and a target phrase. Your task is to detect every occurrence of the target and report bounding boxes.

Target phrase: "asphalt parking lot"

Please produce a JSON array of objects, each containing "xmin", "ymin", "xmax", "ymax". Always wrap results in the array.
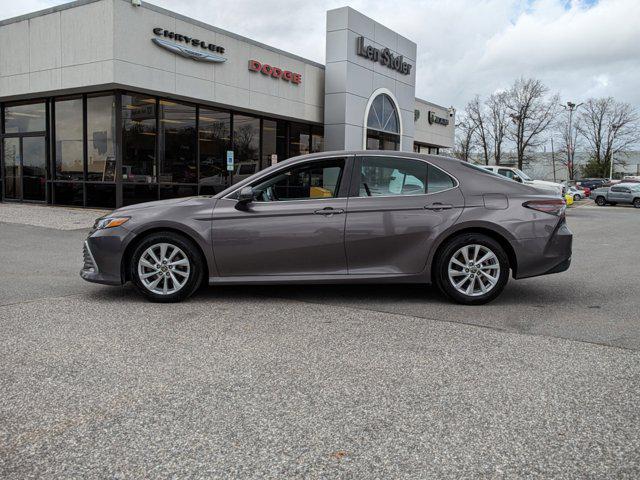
[{"xmin": 1, "ymin": 201, "xmax": 639, "ymax": 478}]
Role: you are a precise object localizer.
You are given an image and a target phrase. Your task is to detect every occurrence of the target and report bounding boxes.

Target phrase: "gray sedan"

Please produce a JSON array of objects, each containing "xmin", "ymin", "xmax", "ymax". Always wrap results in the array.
[{"xmin": 81, "ymin": 151, "xmax": 572, "ymax": 305}]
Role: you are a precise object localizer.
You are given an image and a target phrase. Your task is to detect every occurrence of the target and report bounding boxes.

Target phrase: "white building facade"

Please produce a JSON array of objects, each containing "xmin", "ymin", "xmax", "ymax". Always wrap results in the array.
[{"xmin": 0, "ymin": 0, "xmax": 455, "ymax": 208}]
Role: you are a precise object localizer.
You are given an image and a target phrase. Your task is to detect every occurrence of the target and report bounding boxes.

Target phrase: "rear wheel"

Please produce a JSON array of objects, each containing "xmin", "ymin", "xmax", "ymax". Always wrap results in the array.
[
  {"xmin": 435, "ymin": 234, "xmax": 510, "ymax": 305},
  {"xmin": 130, "ymin": 232, "xmax": 203, "ymax": 302},
  {"xmin": 634, "ymin": 198, "xmax": 640, "ymax": 208},
  {"xmin": 595, "ymin": 196, "xmax": 606, "ymax": 206},
  {"xmin": 573, "ymin": 194, "xmax": 580, "ymax": 201}
]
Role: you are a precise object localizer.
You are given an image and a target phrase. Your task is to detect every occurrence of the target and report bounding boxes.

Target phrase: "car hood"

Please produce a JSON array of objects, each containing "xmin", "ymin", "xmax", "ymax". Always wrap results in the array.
[{"xmin": 112, "ymin": 196, "xmax": 199, "ymax": 215}]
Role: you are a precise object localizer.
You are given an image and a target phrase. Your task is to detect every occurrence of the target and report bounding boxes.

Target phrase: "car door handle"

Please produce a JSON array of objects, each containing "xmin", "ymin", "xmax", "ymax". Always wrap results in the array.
[
  {"xmin": 314, "ymin": 207, "xmax": 344, "ymax": 216},
  {"xmin": 424, "ymin": 203, "xmax": 453, "ymax": 211}
]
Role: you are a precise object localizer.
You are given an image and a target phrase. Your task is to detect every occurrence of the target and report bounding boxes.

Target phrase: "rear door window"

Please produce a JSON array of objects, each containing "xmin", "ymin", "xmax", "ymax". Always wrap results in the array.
[{"xmin": 357, "ymin": 156, "xmax": 455, "ymax": 197}]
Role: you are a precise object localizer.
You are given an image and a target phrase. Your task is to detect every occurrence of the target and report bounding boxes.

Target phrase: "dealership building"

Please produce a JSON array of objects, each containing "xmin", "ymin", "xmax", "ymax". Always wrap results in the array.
[{"xmin": 0, "ymin": 0, "xmax": 455, "ymax": 209}]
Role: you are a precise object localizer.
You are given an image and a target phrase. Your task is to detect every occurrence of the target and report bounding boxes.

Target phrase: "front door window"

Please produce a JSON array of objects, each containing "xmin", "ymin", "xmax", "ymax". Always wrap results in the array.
[{"xmin": 252, "ymin": 158, "xmax": 345, "ymax": 202}]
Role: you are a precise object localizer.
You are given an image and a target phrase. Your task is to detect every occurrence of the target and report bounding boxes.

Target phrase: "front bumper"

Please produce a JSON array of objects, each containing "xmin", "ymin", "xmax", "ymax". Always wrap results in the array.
[
  {"xmin": 512, "ymin": 219, "xmax": 573, "ymax": 279},
  {"xmin": 79, "ymin": 227, "xmax": 136, "ymax": 286}
]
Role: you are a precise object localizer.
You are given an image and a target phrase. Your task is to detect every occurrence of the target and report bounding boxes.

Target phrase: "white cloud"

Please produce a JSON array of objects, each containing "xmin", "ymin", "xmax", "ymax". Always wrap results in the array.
[{"xmin": 1, "ymin": 0, "xmax": 638, "ymax": 111}]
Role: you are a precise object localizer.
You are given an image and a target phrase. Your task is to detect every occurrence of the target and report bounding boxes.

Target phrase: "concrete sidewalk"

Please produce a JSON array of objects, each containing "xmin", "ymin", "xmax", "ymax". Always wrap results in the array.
[{"xmin": 0, "ymin": 203, "xmax": 109, "ymax": 231}]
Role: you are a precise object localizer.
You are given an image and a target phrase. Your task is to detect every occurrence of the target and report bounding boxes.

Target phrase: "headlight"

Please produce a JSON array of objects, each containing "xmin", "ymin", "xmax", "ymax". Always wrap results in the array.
[{"xmin": 95, "ymin": 216, "xmax": 130, "ymax": 229}]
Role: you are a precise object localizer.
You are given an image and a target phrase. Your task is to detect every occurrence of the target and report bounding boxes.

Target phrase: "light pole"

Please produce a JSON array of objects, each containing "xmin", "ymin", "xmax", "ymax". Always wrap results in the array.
[
  {"xmin": 562, "ymin": 101, "xmax": 583, "ymax": 179},
  {"xmin": 609, "ymin": 123, "xmax": 621, "ymax": 180}
]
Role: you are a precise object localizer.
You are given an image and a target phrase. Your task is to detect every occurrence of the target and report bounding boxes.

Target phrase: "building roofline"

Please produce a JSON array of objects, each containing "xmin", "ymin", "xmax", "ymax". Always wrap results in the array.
[
  {"xmin": 0, "ymin": 0, "xmax": 326, "ymax": 70},
  {"xmin": 415, "ymin": 97, "xmax": 452, "ymax": 111}
]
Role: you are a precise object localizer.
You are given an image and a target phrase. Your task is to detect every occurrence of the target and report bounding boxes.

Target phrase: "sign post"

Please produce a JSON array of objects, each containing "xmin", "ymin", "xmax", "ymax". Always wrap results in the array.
[{"xmin": 226, "ymin": 150, "xmax": 234, "ymax": 186}]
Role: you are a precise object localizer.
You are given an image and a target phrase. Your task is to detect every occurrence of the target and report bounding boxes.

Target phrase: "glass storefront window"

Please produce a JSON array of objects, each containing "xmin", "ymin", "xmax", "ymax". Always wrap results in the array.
[
  {"xmin": 311, "ymin": 125, "xmax": 324, "ymax": 153},
  {"xmin": 86, "ymin": 183, "xmax": 116, "ymax": 208},
  {"xmin": 199, "ymin": 107, "xmax": 230, "ymax": 194},
  {"xmin": 87, "ymin": 95, "xmax": 116, "ymax": 182},
  {"xmin": 55, "ymin": 98, "xmax": 84, "ymax": 181},
  {"xmin": 262, "ymin": 119, "xmax": 277, "ymax": 170},
  {"xmin": 366, "ymin": 129, "xmax": 399, "ymax": 151},
  {"xmin": 122, "ymin": 94, "xmax": 156, "ymax": 183},
  {"xmin": 4, "ymin": 102, "xmax": 46, "ymax": 134},
  {"xmin": 3, "ymin": 138, "xmax": 20, "ymax": 199},
  {"xmin": 159, "ymin": 100, "xmax": 197, "ymax": 184},
  {"xmin": 289, "ymin": 122, "xmax": 310, "ymax": 157},
  {"xmin": 232, "ymin": 114, "xmax": 260, "ymax": 184},
  {"xmin": 276, "ymin": 120, "xmax": 287, "ymax": 161}
]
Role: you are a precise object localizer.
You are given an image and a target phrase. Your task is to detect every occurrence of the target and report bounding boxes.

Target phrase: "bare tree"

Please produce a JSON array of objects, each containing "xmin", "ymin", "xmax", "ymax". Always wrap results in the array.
[
  {"xmin": 453, "ymin": 116, "xmax": 476, "ymax": 162},
  {"xmin": 486, "ymin": 92, "xmax": 508, "ymax": 165},
  {"xmin": 505, "ymin": 78, "xmax": 559, "ymax": 170},
  {"xmin": 554, "ymin": 107, "xmax": 581, "ymax": 180},
  {"xmin": 466, "ymin": 95, "xmax": 491, "ymax": 165},
  {"xmin": 577, "ymin": 97, "xmax": 639, "ymax": 178}
]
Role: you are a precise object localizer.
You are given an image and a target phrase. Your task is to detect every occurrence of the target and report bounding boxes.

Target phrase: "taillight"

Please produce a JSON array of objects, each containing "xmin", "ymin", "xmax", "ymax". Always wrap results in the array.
[{"xmin": 523, "ymin": 199, "xmax": 566, "ymax": 216}]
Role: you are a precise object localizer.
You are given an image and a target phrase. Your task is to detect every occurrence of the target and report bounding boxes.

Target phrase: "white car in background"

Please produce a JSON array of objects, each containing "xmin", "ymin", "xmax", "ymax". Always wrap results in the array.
[
  {"xmin": 481, "ymin": 166, "xmax": 565, "ymax": 197},
  {"xmin": 567, "ymin": 186, "xmax": 586, "ymax": 201}
]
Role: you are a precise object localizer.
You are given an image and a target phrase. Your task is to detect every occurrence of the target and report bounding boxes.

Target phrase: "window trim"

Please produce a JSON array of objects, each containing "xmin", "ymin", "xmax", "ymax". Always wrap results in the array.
[
  {"xmin": 222, "ymin": 155, "xmax": 353, "ymax": 202},
  {"xmin": 350, "ymin": 154, "xmax": 460, "ymax": 199}
]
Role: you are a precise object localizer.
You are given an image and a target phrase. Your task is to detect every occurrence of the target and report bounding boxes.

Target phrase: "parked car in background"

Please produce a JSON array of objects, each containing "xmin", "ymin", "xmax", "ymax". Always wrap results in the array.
[
  {"xmin": 481, "ymin": 166, "xmax": 564, "ymax": 197},
  {"xmin": 577, "ymin": 178, "xmax": 607, "ymax": 190},
  {"xmin": 567, "ymin": 186, "xmax": 586, "ymax": 201},
  {"xmin": 590, "ymin": 183, "xmax": 640, "ymax": 207},
  {"xmin": 81, "ymin": 151, "xmax": 573, "ymax": 305},
  {"xmin": 578, "ymin": 186, "xmax": 591, "ymax": 197}
]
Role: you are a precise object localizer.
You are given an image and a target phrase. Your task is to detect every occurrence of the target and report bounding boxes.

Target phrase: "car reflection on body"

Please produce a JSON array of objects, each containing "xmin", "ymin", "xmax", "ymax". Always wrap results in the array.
[{"xmin": 81, "ymin": 151, "xmax": 573, "ymax": 305}]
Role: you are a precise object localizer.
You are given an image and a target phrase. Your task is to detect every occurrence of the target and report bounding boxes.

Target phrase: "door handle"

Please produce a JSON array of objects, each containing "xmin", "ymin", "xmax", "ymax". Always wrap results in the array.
[
  {"xmin": 314, "ymin": 207, "xmax": 344, "ymax": 216},
  {"xmin": 424, "ymin": 203, "xmax": 453, "ymax": 211}
]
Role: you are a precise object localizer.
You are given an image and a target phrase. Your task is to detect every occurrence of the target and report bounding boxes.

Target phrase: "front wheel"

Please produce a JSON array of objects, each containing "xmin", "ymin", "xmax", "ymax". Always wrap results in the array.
[
  {"xmin": 435, "ymin": 234, "xmax": 510, "ymax": 305},
  {"xmin": 130, "ymin": 232, "xmax": 203, "ymax": 302},
  {"xmin": 573, "ymin": 194, "xmax": 580, "ymax": 201},
  {"xmin": 595, "ymin": 196, "xmax": 606, "ymax": 206}
]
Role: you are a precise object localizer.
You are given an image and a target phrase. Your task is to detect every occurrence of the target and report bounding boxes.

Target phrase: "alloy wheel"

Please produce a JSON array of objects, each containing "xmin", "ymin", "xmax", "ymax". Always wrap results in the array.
[
  {"xmin": 447, "ymin": 244, "xmax": 501, "ymax": 297},
  {"xmin": 137, "ymin": 243, "xmax": 191, "ymax": 295}
]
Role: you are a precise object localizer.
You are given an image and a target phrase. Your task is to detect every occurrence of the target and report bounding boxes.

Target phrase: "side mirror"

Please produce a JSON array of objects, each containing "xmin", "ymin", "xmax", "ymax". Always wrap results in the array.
[{"xmin": 236, "ymin": 186, "xmax": 254, "ymax": 208}]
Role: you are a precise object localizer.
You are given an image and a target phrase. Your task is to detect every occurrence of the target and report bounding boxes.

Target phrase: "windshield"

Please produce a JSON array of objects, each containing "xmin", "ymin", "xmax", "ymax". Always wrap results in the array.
[{"xmin": 514, "ymin": 169, "xmax": 532, "ymax": 181}]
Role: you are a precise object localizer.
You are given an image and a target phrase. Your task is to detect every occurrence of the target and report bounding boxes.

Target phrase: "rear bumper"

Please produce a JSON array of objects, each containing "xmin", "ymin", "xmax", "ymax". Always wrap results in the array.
[{"xmin": 512, "ymin": 220, "xmax": 573, "ymax": 279}]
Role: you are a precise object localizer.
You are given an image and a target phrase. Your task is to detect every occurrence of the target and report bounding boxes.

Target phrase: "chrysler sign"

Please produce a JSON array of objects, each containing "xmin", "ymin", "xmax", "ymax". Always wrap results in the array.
[
  {"xmin": 152, "ymin": 28, "xmax": 226, "ymax": 63},
  {"xmin": 356, "ymin": 36, "xmax": 412, "ymax": 75}
]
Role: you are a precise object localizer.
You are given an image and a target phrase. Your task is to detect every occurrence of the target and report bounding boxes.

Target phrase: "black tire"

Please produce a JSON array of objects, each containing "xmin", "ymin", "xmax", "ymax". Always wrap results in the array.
[
  {"xmin": 434, "ymin": 233, "xmax": 510, "ymax": 305},
  {"xmin": 130, "ymin": 232, "xmax": 204, "ymax": 303},
  {"xmin": 595, "ymin": 196, "xmax": 606, "ymax": 206},
  {"xmin": 634, "ymin": 198, "xmax": 640, "ymax": 209},
  {"xmin": 573, "ymin": 194, "xmax": 580, "ymax": 201}
]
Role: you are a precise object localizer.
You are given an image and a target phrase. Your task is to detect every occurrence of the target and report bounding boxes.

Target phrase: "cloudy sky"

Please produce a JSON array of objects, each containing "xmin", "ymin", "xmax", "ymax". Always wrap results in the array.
[{"xmin": 2, "ymin": 0, "xmax": 638, "ymax": 111}]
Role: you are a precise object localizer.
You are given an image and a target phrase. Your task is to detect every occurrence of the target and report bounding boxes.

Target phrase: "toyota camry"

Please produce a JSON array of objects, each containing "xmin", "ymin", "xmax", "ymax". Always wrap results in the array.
[{"xmin": 81, "ymin": 151, "xmax": 572, "ymax": 305}]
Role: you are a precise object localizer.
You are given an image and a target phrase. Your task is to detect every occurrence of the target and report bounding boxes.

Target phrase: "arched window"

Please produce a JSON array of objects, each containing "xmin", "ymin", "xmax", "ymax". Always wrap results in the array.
[{"xmin": 366, "ymin": 93, "xmax": 400, "ymax": 151}]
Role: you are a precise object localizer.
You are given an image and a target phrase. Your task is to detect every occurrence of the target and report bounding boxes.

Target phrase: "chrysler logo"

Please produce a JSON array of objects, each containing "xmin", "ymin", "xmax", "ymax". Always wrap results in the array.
[{"xmin": 152, "ymin": 38, "xmax": 227, "ymax": 63}]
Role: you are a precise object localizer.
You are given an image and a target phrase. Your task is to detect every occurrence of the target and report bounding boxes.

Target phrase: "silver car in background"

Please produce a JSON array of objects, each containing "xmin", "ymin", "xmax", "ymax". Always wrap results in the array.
[
  {"xmin": 591, "ymin": 183, "xmax": 640, "ymax": 207},
  {"xmin": 81, "ymin": 151, "xmax": 572, "ymax": 305}
]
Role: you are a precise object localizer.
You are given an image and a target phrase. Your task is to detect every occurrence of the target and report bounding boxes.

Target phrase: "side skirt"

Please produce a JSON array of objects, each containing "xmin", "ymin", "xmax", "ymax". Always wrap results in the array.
[{"xmin": 208, "ymin": 273, "xmax": 430, "ymax": 286}]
